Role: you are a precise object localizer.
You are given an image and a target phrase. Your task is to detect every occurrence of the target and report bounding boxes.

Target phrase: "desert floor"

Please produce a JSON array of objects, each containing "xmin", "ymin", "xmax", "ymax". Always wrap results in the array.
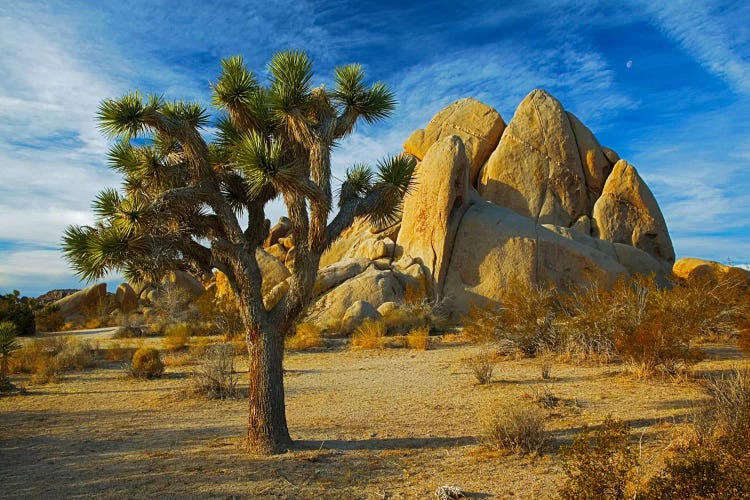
[{"xmin": 1, "ymin": 335, "xmax": 747, "ymax": 499}]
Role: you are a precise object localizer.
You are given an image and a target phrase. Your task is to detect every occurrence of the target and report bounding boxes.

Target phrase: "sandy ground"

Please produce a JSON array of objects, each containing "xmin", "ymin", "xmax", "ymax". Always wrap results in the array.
[{"xmin": 1, "ymin": 335, "xmax": 747, "ymax": 499}]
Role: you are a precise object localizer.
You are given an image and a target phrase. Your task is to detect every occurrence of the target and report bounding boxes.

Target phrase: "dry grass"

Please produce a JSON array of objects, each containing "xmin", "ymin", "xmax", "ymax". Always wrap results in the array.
[
  {"xmin": 185, "ymin": 344, "xmax": 239, "ymax": 399},
  {"xmin": 405, "ymin": 326, "xmax": 430, "ymax": 350},
  {"xmin": 163, "ymin": 323, "xmax": 190, "ymax": 352},
  {"xmin": 351, "ymin": 319, "xmax": 386, "ymax": 349},
  {"xmin": 10, "ymin": 336, "xmax": 95, "ymax": 384},
  {"xmin": 286, "ymin": 322, "xmax": 324, "ymax": 351}
]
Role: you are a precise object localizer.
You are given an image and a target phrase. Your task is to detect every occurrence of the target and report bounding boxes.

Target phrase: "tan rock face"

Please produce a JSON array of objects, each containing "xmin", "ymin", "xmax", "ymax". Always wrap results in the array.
[
  {"xmin": 341, "ymin": 301, "xmax": 382, "ymax": 334},
  {"xmin": 53, "ymin": 283, "xmax": 107, "ymax": 321},
  {"xmin": 592, "ymin": 160, "xmax": 675, "ymax": 270},
  {"xmin": 673, "ymin": 258, "xmax": 750, "ymax": 287},
  {"xmin": 320, "ymin": 217, "xmax": 399, "ymax": 268},
  {"xmin": 443, "ymin": 202, "xmax": 626, "ymax": 319},
  {"xmin": 114, "ymin": 283, "xmax": 138, "ymax": 313},
  {"xmin": 397, "ymin": 135, "xmax": 471, "ymax": 297},
  {"xmin": 566, "ymin": 111, "xmax": 613, "ymax": 209},
  {"xmin": 255, "ymin": 248, "xmax": 291, "ymax": 297},
  {"xmin": 306, "ymin": 267, "xmax": 404, "ymax": 332},
  {"xmin": 478, "ymin": 89, "xmax": 588, "ymax": 227},
  {"xmin": 404, "ymin": 97, "xmax": 505, "ymax": 184}
]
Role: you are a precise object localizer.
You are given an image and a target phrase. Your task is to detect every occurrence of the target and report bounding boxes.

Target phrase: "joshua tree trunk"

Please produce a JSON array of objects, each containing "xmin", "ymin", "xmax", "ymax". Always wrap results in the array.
[
  {"xmin": 0, "ymin": 355, "xmax": 8, "ymax": 386},
  {"xmin": 246, "ymin": 323, "xmax": 291, "ymax": 454}
]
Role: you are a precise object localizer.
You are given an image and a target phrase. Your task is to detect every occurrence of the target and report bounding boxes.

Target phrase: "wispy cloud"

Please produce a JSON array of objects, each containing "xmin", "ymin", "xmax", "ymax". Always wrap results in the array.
[{"xmin": 640, "ymin": 0, "xmax": 750, "ymax": 93}]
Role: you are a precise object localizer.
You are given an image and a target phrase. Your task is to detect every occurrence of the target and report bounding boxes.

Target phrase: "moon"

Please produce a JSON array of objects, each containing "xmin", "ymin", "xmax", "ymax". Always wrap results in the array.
[{"xmin": 626, "ymin": 60, "xmax": 633, "ymax": 69}]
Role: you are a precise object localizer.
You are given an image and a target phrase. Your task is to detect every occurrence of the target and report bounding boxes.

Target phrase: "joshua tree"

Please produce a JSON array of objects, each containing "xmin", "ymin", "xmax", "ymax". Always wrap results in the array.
[
  {"xmin": 62, "ymin": 51, "xmax": 415, "ymax": 454},
  {"xmin": 0, "ymin": 321, "xmax": 20, "ymax": 389}
]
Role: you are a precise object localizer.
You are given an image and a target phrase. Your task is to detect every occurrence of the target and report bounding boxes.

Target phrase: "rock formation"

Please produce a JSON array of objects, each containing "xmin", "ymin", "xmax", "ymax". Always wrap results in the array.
[{"xmin": 294, "ymin": 88, "xmax": 678, "ymax": 331}]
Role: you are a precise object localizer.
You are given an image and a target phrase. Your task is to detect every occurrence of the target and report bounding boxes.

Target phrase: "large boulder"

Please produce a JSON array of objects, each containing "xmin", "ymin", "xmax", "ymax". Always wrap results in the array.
[
  {"xmin": 341, "ymin": 301, "xmax": 382, "ymax": 334},
  {"xmin": 264, "ymin": 216, "xmax": 292, "ymax": 248},
  {"xmin": 314, "ymin": 258, "xmax": 371, "ymax": 296},
  {"xmin": 255, "ymin": 248, "xmax": 291, "ymax": 296},
  {"xmin": 443, "ymin": 202, "xmax": 627, "ymax": 319},
  {"xmin": 306, "ymin": 267, "xmax": 404, "ymax": 332},
  {"xmin": 592, "ymin": 160, "xmax": 675, "ymax": 270},
  {"xmin": 52, "ymin": 283, "xmax": 107, "ymax": 321},
  {"xmin": 477, "ymin": 89, "xmax": 588, "ymax": 227},
  {"xmin": 404, "ymin": 97, "xmax": 506, "ymax": 183},
  {"xmin": 397, "ymin": 135, "xmax": 471, "ymax": 297},
  {"xmin": 320, "ymin": 217, "xmax": 400, "ymax": 268},
  {"xmin": 114, "ymin": 283, "xmax": 138, "ymax": 313},
  {"xmin": 673, "ymin": 258, "xmax": 750, "ymax": 287}
]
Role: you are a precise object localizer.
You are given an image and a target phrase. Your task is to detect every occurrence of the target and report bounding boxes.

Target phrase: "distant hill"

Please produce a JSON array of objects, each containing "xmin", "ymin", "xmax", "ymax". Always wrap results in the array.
[{"xmin": 36, "ymin": 289, "xmax": 80, "ymax": 307}]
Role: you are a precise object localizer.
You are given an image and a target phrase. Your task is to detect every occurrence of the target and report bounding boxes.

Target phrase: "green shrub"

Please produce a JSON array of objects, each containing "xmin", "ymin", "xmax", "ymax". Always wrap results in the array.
[
  {"xmin": 559, "ymin": 416, "xmax": 637, "ymax": 500},
  {"xmin": 0, "ymin": 292, "xmax": 35, "ymax": 336},
  {"xmin": 130, "ymin": 347, "xmax": 164, "ymax": 379}
]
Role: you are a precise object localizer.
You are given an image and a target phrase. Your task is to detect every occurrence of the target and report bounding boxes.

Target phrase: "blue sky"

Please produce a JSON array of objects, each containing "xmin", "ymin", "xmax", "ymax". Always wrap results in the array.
[{"xmin": 1, "ymin": 0, "xmax": 749, "ymax": 296}]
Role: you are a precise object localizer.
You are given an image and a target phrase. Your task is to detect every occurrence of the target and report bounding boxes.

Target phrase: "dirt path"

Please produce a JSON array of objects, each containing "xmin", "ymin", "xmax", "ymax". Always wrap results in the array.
[{"xmin": 0, "ymin": 342, "xmax": 746, "ymax": 498}]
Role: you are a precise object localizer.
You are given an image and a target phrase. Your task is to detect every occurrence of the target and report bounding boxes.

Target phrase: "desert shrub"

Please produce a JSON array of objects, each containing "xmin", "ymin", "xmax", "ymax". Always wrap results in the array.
[
  {"xmin": 286, "ymin": 322, "xmax": 324, "ymax": 351},
  {"xmin": 351, "ymin": 319, "xmax": 386, "ymax": 349},
  {"xmin": 35, "ymin": 304, "xmax": 65, "ymax": 332},
  {"xmin": 462, "ymin": 278, "xmax": 560, "ymax": 356},
  {"xmin": 405, "ymin": 326, "xmax": 430, "ymax": 350},
  {"xmin": 130, "ymin": 347, "xmax": 164, "ymax": 379},
  {"xmin": 163, "ymin": 322, "xmax": 190, "ymax": 352},
  {"xmin": 704, "ymin": 367, "xmax": 750, "ymax": 434},
  {"xmin": 464, "ymin": 347, "xmax": 496, "ymax": 385},
  {"xmin": 531, "ymin": 384, "xmax": 560, "ymax": 408},
  {"xmin": 10, "ymin": 336, "xmax": 94, "ymax": 384},
  {"xmin": 0, "ymin": 292, "xmax": 35, "ymax": 336},
  {"xmin": 381, "ymin": 299, "xmax": 442, "ymax": 335},
  {"xmin": 738, "ymin": 317, "xmax": 750, "ymax": 355},
  {"xmin": 482, "ymin": 403, "xmax": 546, "ymax": 455},
  {"xmin": 187, "ymin": 343, "xmax": 239, "ymax": 399},
  {"xmin": 55, "ymin": 337, "xmax": 95, "ymax": 371},
  {"xmin": 559, "ymin": 416, "xmax": 637, "ymax": 500},
  {"xmin": 151, "ymin": 283, "xmax": 191, "ymax": 322},
  {"xmin": 540, "ymin": 359, "xmax": 552, "ymax": 380},
  {"xmin": 104, "ymin": 342, "xmax": 135, "ymax": 362}
]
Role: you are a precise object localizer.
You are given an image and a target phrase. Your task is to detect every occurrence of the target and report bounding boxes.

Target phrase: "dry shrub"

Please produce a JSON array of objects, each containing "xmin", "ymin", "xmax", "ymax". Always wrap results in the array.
[
  {"xmin": 286, "ymin": 322, "xmax": 323, "ymax": 351},
  {"xmin": 129, "ymin": 347, "xmax": 164, "ymax": 379},
  {"xmin": 113, "ymin": 325, "xmax": 148, "ymax": 338},
  {"xmin": 186, "ymin": 343, "xmax": 239, "ymax": 399},
  {"xmin": 104, "ymin": 342, "xmax": 135, "ymax": 362},
  {"xmin": 464, "ymin": 346, "xmax": 496, "ymax": 385},
  {"xmin": 381, "ymin": 300, "xmax": 441, "ymax": 335},
  {"xmin": 10, "ymin": 337, "xmax": 95, "ymax": 384},
  {"xmin": 351, "ymin": 319, "xmax": 386, "ymax": 349},
  {"xmin": 482, "ymin": 403, "xmax": 546, "ymax": 454},
  {"xmin": 34, "ymin": 305, "xmax": 64, "ymax": 332},
  {"xmin": 405, "ymin": 326, "xmax": 430, "ymax": 350},
  {"xmin": 643, "ymin": 373, "xmax": 750, "ymax": 499},
  {"xmin": 190, "ymin": 336, "xmax": 212, "ymax": 357},
  {"xmin": 559, "ymin": 416, "xmax": 637, "ymax": 500},
  {"xmin": 163, "ymin": 322, "xmax": 190, "ymax": 352},
  {"xmin": 462, "ymin": 278, "xmax": 560, "ymax": 356},
  {"xmin": 531, "ymin": 384, "xmax": 560, "ymax": 408}
]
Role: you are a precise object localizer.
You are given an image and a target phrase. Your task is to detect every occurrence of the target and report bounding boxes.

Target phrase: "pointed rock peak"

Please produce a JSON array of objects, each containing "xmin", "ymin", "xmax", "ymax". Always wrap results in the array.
[
  {"xmin": 593, "ymin": 160, "xmax": 675, "ymax": 269},
  {"xmin": 478, "ymin": 87, "xmax": 587, "ymax": 227},
  {"xmin": 403, "ymin": 98, "xmax": 505, "ymax": 185}
]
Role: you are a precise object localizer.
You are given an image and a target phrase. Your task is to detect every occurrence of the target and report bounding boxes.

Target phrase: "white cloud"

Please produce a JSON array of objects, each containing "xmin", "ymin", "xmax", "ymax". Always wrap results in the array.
[{"xmin": 640, "ymin": 0, "xmax": 750, "ymax": 93}]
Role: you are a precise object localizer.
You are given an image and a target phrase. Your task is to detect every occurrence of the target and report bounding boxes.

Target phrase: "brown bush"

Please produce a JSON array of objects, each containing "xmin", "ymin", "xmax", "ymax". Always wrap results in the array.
[
  {"xmin": 130, "ymin": 347, "xmax": 164, "ymax": 379},
  {"xmin": 186, "ymin": 343, "xmax": 239, "ymax": 399},
  {"xmin": 559, "ymin": 416, "xmax": 637, "ymax": 500},
  {"xmin": 481, "ymin": 403, "xmax": 546, "ymax": 455},
  {"xmin": 10, "ymin": 337, "xmax": 95, "ymax": 384}
]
